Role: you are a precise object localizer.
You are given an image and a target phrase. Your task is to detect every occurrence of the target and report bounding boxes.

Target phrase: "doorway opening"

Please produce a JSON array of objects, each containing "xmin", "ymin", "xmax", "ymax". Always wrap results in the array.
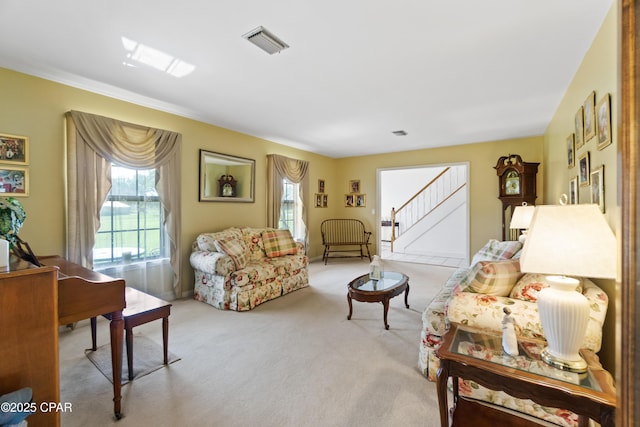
[{"xmin": 377, "ymin": 163, "xmax": 469, "ymax": 267}]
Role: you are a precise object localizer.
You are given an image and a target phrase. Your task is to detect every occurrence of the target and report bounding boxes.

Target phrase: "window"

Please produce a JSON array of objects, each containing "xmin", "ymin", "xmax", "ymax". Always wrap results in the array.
[
  {"xmin": 279, "ymin": 179, "xmax": 305, "ymax": 241},
  {"xmin": 93, "ymin": 165, "xmax": 167, "ymax": 265}
]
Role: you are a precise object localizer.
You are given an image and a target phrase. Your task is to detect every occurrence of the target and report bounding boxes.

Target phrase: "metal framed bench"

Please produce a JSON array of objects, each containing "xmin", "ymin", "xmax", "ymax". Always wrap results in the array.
[{"xmin": 321, "ymin": 219, "xmax": 372, "ymax": 264}]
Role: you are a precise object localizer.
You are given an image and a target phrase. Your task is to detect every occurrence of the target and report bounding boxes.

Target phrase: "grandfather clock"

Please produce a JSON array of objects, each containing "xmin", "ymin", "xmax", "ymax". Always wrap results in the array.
[
  {"xmin": 494, "ymin": 154, "xmax": 539, "ymax": 240},
  {"xmin": 218, "ymin": 175, "xmax": 237, "ymax": 197}
]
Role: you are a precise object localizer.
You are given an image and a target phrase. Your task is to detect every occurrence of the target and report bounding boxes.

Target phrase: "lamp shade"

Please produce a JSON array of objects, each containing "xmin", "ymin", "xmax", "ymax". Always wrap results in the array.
[
  {"xmin": 520, "ymin": 204, "xmax": 616, "ymax": 279},
  {"xmin": 509, "ymin": 205, "xmax": 536, "ymax": 229}
]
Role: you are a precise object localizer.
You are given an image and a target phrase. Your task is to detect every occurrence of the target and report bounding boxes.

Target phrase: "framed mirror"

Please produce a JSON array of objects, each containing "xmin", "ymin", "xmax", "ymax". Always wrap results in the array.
[{"xmin": 199, "ymin": 150, "xmax": 255, "ymax": 202}]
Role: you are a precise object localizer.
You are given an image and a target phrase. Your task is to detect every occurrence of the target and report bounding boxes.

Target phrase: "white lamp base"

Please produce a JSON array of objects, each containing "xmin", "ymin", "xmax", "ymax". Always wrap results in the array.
[{"xmin": 537, "ymin": 275, "xmax": 590, "ymax": 373}]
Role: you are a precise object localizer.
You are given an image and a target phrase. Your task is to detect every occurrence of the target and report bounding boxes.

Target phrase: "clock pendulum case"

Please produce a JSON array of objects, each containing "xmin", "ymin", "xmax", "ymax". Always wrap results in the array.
[{"xmin": 494, "ymin": 154, "xmax": 539, "ymax": 240}]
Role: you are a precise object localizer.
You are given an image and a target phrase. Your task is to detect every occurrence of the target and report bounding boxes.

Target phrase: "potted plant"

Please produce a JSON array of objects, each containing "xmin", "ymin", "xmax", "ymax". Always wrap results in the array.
[{"xmin": 0, "ymin": 197, "xmax": 39, "ymax": 265}]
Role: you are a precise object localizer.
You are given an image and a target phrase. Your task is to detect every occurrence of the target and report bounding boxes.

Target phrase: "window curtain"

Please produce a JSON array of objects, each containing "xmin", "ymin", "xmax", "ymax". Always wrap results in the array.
[
  {"xmin": 65, "ymin": 110, "xmax": 183, "ymax": 298},
  {"xmin": 266, "ymin": 154, "xmax": 309, "ymax": 246}
]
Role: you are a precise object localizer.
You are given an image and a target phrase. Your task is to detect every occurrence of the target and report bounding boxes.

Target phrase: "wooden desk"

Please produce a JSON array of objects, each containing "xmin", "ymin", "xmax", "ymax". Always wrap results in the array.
[
  {"xmin": 38, "ymin": 255, "xmax": 126, "ymax": 420},
  {"xmin": 435, "ymin": 324, "xmax": 616, "ymax": 427}
]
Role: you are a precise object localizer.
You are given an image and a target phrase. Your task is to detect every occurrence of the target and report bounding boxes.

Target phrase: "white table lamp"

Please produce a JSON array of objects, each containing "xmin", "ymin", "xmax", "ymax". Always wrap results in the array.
[
  {"xmin": 520, "ymin": 204, "xmax": 616, "ymax": 372},
  {"xmin": 509, "ymin": 204, "xmax": 536, "ymax": 242}
]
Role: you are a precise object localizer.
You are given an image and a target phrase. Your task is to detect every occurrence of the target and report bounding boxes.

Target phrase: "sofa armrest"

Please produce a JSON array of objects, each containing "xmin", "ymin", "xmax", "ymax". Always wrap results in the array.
[{"xmin": 190, "ymin": 251, "xmax": 235, "ymax": 276}]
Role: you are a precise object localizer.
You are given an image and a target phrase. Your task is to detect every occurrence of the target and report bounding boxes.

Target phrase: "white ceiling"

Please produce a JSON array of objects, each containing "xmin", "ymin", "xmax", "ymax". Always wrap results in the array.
[{"xmin": 0, "ymin": 1, "xmax": 614, "ymax": 158}]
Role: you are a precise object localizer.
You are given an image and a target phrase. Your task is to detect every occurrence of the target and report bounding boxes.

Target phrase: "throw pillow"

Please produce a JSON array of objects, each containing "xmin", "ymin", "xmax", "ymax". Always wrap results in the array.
[
  {"xmin": 510, "ymin": 273, "xmax": 583, "ymax": 303},
  {"xmin": 262, "ymin": 229, "xmax": 298, "ymax": 258},
  {"xmin": 470, "ymin": 239, "xmax": 522, "ymax": 266},
  {"xmin": 467, "ymin": 259, "xmax": 523, "ymax": 296},
  {"xmin": 214, "ymin": 238, "xmax": 248, "ymax": 269}
]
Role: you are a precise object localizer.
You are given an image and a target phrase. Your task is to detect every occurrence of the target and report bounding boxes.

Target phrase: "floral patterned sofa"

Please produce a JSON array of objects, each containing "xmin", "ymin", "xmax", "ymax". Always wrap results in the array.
[
  {"xmin": 190, "ymin": 227, "xmax": 309, "ymax": 311},
  {"xmin": 419, "ymin": 239, "xmax": 609, "ymax": 426}
]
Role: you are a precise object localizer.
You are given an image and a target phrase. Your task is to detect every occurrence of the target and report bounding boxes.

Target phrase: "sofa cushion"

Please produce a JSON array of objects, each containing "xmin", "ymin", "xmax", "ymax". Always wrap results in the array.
[
  {"xmin": 510, "ymin": 273, "xmax": 583, "ymax": 303},
  {"xmin": 470, "ymin": 239, "xmax": 522, "ymax": 266},
  {"xmin": 196, "ymin": 227, "xmax": 242, "ymax": 252},
  {"xmin": 214, "ymin": 238, "xmax": 249, "ymax": 269},
  {"xmin": 263, "ymin": 229, "xmax": 298, "ymax": 258},
  {"xmin": 241, "ymin": 227, "xmax": 267, "ymax": 261},
  {"xmin": 467, "ymin": 259, "xmax": 522, "ymax": 296}
]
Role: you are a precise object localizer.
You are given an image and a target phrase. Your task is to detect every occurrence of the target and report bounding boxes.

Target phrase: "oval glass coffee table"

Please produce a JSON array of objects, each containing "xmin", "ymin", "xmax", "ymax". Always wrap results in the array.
[{"xmin": 347, "ymin": 271, "xmax": 409, "ymax": 330}]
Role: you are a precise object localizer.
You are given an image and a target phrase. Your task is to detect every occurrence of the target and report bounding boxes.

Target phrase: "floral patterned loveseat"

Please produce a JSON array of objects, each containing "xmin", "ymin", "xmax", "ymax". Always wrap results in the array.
[
  {"xmin": 419, "ymin": 239, "xmax": 609, "ymax": 426},
  {"xmin": 190, "ymin": 227, "xmax": 309, "ymax": 311}
]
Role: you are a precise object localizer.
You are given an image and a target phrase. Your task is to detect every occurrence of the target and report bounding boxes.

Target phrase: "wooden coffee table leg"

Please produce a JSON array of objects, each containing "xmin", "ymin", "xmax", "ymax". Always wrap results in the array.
[
  {"xmin": 404, "ymin": 283, "xmax": 410, "ymax": 309},
  {"xmin": 383, "ymin": 297, "xmax": 390, "ymax": 330},
  {"xmin": 347, "ymin": 294, "xmax": 353, "ymax": 320}
]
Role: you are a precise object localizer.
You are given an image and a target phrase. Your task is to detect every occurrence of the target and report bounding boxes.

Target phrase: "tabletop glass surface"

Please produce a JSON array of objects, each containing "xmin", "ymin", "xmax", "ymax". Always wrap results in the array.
[
  {"xmin": 450, "ymin": 327, "xmax": 601, "ymax": 391},
  {"xmin": 352, "ymin": 271, "xmax": 405, "ymax": 292}
]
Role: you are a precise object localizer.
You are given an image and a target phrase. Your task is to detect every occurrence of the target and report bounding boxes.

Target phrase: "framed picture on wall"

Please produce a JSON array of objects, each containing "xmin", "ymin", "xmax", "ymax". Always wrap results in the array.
[
  {"xmin": 579, "ymin": 152, "xmax": 590, "ymax": 187},
  {"xmin": 0, "ymin": 133, "xmax": 29, "ymax": 165},
  {"xmin": 583, "ymin": 91, "xmax": 596, "ymax": 142},
  {"xmin": 0, "ymin": 166, "xmax": 28, "ymax": 196},
  {"xmin": 349, "ymin": 180, "xmax": 360, "ymax": 193},
  {"xmin": 590, "ymin": 165, "xmax": 605, "ymax": 213},
  {"xmin": 569, "ymin": 176, "xmax": 578, "ymax": 204},
  {"xmin": 322, "ymin": 194, "xmax": 328, "ymax": 208},
  {"xmin": 318, "ymin": 179, "xmax": 325, "ymax": 193},
  {"xmin": 355, "ymin": 194, "xmax": 366, "ymax": 207},
  {"xmin": 566, "ymin": 133, "xmax": 575, "ymax": 168},
  {"xmin": 574, "ymin": 106, "xmax": 584, "ymax": 150},
  {"xmin": 345, "ymin": 194, "xmax": 355, "ymax": 207},
  {"xmin": 596, "ymin": 93, "xmax": 612, "ymax": 150}
]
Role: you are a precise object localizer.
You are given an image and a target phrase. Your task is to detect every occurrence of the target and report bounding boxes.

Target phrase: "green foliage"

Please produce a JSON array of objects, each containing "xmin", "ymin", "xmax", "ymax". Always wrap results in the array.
[{"xmin": 0, "ymin": 197, "xmax": 26, "ymax": 246}]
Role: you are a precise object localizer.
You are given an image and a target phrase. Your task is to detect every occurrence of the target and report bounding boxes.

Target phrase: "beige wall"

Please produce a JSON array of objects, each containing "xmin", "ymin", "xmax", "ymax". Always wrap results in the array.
[
  {"xmin": 542, "ymin": 4, "xmax": 617, "ymax": 373},
  {"xmin": 0, "ymin": 67, "xmax": 337, "ymax": 296},
  {"xmin": 335, "ymin": 136, "xmax": 543, "ymax": 259}
]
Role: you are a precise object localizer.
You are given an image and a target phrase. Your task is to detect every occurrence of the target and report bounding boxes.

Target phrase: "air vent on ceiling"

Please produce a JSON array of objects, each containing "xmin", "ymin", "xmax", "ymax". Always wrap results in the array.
[
  {"xmin": 392, "ymin": 130, "xmax": 408, "ymax": 136},
  {"xmin": 242, "ymin": 26, "xmax": 289, "ymax": 55}
]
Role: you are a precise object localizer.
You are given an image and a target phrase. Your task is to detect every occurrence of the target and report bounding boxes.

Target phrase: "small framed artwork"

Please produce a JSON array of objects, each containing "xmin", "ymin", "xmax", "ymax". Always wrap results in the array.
[
  {"xmin": 0, "ymin": 166, "xmax": 28, "ymax": 196},
  {"xmin": 579, "ymin": 152, "xmax": 590, "ymax": 187},
  {"xmin": 322, "ymin": 194, "xmax": 328, "ymax": 208},
  {"xmin": 590, "ymin": 165, "xmax": 605, "ymax": 213},
  {"xmin": 566, "ymin": 133, "xmax": 575, "ymax": 168},
  {"xmin": 356, "ymin": 194, "xmax": 366, "ymax": 207},
  {"xmin": 318, "ymin": 179, "xmax": 325, "ymax": 193},
  {"xmin": 596, "ymin": 93, "xmax": 612, "ymax": 150},
  {"xmin": 583, "ymin": 91, "xmax": 596, "ymax": 142},
  {"xmin": 574, "ymin": 106, "xmax": 584, "ymax": 150},
  {"xmin": 315, "ymin": 193, "xmax": 328, "ymax": 208},
  {"xmin": 0, "ymin": 133, "xmax": 29, "ymax": 165},
  {"xmin": 349, "ymin": 180, "xmax": 360, "ymax": 193},
  {"xmin": 345, "ymin": 194, "xmax": 355, "ymax": 207},
  {"xmin": 569, "ymin": 176, "xmax": 579, "ymax": 204}
]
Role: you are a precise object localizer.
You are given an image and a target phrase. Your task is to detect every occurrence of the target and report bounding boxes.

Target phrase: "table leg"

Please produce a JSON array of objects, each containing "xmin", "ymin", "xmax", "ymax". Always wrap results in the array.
[
  {"xmin": 404, "ymin": 283, "xmax": 410, "ymax": 309},
  {"xmin": 162, "ymin": 316, "xmax": 169, "ymax": 365},
  {"xmin": 90, "ymin": 317, "xmax": 97, "ymax": 351},
  {"xmin": 125, "ymin": 326, "xmax": 134, "ymax": 381},
  {"xmin": 109, "ymin": 310, "xmax": 124, "ymax": 420},
  {"xmin": 383, "ymin": 297, "xmax": 390, "ymax": 330},
  {"xmin": 347, "ymin": 294, "xmax": 353, "ymax": 320},
  {"xmin": 436, "ymin": 360, "xmax": 450, "ymax": 427}
]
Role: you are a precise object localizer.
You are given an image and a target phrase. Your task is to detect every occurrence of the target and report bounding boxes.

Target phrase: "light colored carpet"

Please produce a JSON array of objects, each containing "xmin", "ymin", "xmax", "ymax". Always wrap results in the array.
[
  {"xmin": 85, "ymin": 335, "xmax": 181, "ymax": 385},
  {"xmin": 58, "ymin": 259, "xmax": 455, "ymax": 427}
]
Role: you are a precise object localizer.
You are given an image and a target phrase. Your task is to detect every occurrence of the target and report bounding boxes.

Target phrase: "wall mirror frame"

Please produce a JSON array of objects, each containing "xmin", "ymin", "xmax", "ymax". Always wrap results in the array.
[{"xmin": 199, "ymin": 150, "xmax": 255, "ymax": 202}]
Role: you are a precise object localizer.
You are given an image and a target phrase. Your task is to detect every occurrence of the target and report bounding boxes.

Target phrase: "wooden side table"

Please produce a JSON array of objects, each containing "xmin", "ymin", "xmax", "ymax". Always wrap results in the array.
[
  {"xmin": 91, "ymin": 287, "xmax": 172, "ymax": 380},
  {"xmin": 435, "ymin": 324, "xmax": 616, "ymax": 427}
]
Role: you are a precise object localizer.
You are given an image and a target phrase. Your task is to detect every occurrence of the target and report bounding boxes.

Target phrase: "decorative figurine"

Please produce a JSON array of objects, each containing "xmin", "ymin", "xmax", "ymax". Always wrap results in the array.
[{"xmin": 502, "ymin": 307, "xmax": 519, "ymax": 356}]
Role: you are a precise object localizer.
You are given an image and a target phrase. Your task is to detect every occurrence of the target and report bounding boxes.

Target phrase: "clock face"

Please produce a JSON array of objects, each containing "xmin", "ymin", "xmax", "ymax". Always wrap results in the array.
[{"xmin": 505, "ymin": 171, "xmax": 520, "ymax": 195}]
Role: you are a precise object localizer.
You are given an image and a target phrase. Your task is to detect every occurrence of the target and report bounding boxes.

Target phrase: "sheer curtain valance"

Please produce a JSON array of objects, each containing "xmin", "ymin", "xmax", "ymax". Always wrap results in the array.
[{"xmin": 65, "ymin": 110, "xmax": 183, "ymax": 297}]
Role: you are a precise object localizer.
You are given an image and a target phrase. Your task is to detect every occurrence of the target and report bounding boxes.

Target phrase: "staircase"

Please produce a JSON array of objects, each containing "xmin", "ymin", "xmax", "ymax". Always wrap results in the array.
[{"xmin": 390, "ymin": 166, "xmax": 467, "ymax": 254}]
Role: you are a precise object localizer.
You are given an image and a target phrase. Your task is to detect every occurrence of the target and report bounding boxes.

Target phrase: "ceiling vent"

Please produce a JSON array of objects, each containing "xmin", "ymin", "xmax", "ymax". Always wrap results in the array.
[
  {"xmin": 392, "ymin": 130, "xmax": 408, "ymax": 136},
  {"xmin": 242, "ymin": 26, "xmax": 289, "ymax": 55}
]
